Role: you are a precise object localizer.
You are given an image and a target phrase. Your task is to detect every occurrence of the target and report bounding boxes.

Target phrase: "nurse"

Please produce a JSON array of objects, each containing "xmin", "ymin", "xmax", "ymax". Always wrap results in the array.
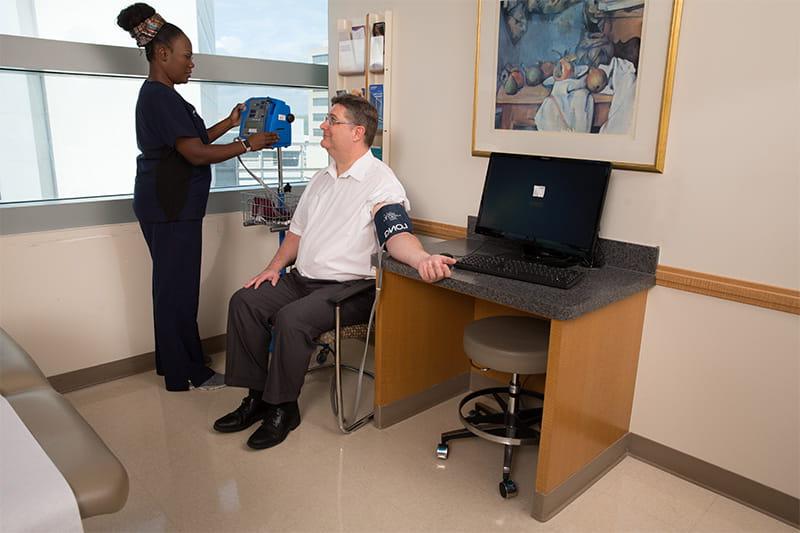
[{"xmin": 117, "ymin": 3, "xmax": 279, "ymax": 391}]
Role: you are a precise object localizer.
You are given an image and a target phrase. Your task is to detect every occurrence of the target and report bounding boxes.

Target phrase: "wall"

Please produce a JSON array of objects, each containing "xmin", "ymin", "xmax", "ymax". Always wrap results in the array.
[
  {"xmin": 330, "ymin": 0, "xmax": 800, "ymax": 497},
  {"xmin": 0, "ymin": 0, "xmax": 795, "ymax": 500},
  {"xmin": 0, "ymin": 212, "xmax": 277, "ymax": 376}
]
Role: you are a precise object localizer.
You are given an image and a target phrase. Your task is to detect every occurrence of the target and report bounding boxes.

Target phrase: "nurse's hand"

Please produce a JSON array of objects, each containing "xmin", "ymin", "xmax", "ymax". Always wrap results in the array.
[
  {"xmin": 248, "ymin": 131, "xmax": 280, "ymax": 151},
  {"xmin": 244, "ymin": 268, "xmax": 281, "ymax": 289},
  {"xmin": 228, "ymin": 103, "xmax": 245, "ymax": 129}
]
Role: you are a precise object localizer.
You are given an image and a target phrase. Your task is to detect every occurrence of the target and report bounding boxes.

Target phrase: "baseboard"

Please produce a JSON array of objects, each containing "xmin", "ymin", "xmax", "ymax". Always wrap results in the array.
[
  {"xmin": 46, "ymin": 336, "xmax": 799, "ymax": 527},
  {"xmin": 48, "ymin": 335, "xmax": 226, "ymax": 393},
  {"xmin": 466, "ymin": 373, "xmax": 798, "ymax": 526},
  {"xmin": 628, "ymin": 434, "xmax": 799, "ymax": 528},
  {"xmin": 374, "ymin": 372, "xmax": 469, "ymax": 429},
  {"xmin": 533, "ymin": 433, "xmax": 630, "ymax": 522}
]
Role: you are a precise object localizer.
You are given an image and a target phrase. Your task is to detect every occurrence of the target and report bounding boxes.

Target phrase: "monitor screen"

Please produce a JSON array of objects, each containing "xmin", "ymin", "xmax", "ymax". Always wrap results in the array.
[{"xmin": 475, "ymin": 153, "xmax": 611, "ymax": 262}]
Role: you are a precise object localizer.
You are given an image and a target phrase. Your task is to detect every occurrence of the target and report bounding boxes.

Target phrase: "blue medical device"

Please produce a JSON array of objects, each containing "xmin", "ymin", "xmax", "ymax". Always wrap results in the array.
[{"xmin": 238, "ymin": 97, "xmax": 294, "ymax": 148}]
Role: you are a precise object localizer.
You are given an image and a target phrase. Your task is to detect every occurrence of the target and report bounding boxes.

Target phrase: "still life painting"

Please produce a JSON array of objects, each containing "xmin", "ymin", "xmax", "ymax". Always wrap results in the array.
[{"xmin": 473, "ymin": 0, "xmax": 682, "ymax": 172}]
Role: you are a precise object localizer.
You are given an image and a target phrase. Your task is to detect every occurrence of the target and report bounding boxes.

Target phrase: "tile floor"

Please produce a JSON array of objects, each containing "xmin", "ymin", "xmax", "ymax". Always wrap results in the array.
[{"xmin": 71, "ymin": 350, "xmax": 795, "ymax": 533}]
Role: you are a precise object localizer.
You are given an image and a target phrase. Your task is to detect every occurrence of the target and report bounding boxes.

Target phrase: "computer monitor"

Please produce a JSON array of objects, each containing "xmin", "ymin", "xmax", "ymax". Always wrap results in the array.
[{"xmin": 475, "ymin": 153, "xmax": 611, "ymax": 265}]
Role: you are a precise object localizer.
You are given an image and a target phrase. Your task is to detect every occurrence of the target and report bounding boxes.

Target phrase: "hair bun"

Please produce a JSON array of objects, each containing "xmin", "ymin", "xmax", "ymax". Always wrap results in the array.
[{"xmin": 117, "ymin": 3, "xmax": 156, "ymax": 32}]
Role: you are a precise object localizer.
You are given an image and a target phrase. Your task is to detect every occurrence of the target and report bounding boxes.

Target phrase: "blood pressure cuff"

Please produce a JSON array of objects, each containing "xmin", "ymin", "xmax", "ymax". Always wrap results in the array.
[{"xmin": 374, "ymin": 203, "xmax": 413, "ymax": 247}]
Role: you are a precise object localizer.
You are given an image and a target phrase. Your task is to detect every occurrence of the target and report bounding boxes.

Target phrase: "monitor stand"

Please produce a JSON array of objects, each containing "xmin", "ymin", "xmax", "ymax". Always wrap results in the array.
[{"xmin": 519, "ymin": 243, "xmax": 580, "ymax": 268}]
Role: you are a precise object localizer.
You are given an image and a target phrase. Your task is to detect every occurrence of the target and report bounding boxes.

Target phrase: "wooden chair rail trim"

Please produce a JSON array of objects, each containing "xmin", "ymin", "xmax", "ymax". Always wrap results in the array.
[
  {"xmin": 412, "ymin": 218, "xmax": 468, "ymax": 240},
  {"xmin": 655, "ymin": 265, "xmax": 799, "ymax": 315},
  {"xmin": 410, "ymin": 218, "xmax": 800, "ymax": 315}
]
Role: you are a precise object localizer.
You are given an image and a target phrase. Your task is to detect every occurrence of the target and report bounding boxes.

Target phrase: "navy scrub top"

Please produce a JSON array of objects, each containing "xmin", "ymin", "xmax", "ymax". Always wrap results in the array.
[{"xmin": 133, "ymin": 80, "xmax": 212, "ymax": 222}]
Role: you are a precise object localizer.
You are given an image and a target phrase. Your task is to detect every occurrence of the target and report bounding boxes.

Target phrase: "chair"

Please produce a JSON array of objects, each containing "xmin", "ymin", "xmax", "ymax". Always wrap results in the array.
[
  {"xmin": 435, "ymin": 316, "xmax": 549, "ymax": 498},
  {"xmin": 1, "ymin": 327, "xmax": 129, "ymax": 518},
  {"xmin": 307, "ymin": 278, "xmax": 377, "ymax": 433}
]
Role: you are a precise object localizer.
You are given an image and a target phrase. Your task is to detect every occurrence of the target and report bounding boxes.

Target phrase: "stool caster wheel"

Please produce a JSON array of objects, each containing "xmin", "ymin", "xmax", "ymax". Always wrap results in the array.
[
  {"xmin": 499, "ymin": 479, "xmax": 518, "ymax": 498},
  {"xmin": 435, "ymin": 443, "xmax": 449, "ymax": 460}
]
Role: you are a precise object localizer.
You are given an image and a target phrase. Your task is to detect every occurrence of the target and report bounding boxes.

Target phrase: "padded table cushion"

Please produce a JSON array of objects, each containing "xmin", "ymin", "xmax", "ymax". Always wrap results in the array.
[
  {"xmin": 5, "ymin": 388, "xmax": 129, "ymax": 518},
  {"xmin": 463, "ymin": 316, "xmax": 549, "ymax": 375},
  {"xmin": 0, "ymin": 327, "xmax": 50, "ymax": 395}
]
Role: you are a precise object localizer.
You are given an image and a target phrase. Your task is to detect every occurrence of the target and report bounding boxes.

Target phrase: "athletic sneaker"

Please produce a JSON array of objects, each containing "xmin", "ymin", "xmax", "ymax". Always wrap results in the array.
[{"xmin": 191, "ymin": 372, "xmax": 226, "ymax": 391}]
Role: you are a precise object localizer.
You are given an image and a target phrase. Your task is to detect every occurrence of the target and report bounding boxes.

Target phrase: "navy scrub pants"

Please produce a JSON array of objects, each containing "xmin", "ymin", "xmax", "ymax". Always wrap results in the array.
[{"xmin": 140, "ymin": 219, "xmax": 214, "ymax": 390}]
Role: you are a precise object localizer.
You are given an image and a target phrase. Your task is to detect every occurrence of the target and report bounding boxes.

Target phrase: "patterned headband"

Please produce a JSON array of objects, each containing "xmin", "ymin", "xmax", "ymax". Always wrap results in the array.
[{"xmin": 129, "ymin": 13, "xmax": 166, "ymax": 47}]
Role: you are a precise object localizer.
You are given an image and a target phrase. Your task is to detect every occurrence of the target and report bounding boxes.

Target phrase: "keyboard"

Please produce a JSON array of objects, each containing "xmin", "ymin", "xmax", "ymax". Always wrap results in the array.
[{"xmin": 454, "ymin": 254, "xmax": 585, "ymax": 289}]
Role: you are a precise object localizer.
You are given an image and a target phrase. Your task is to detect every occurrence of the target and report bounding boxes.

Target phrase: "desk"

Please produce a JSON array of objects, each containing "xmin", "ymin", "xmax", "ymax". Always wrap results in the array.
[{"xmin": 373, "ymin": 232, "xmax": 658, "ymax": 521}]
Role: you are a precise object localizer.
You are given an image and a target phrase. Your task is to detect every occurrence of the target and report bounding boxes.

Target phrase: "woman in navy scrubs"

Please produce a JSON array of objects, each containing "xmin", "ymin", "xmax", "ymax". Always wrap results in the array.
[{"xmin": 117, "ymin": 3, "xmax": 278, "ymax": 391}]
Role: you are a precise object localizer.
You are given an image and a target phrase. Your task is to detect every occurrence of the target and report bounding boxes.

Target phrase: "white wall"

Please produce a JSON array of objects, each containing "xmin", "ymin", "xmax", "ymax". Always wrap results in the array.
[
  {"xmin": 0, "ymin": 0, "xmax": 796, "ymax": 500},
  {"xmin": 330, "ymin": 0, "xmax": 800, "ymax": 497},
  {"xmin": 0, "ymin": 212, "xmax": 277, "ymax": 376},
  {"xmin": 634, "ymin": 286, "xmax": 799, "ymax": 497}
]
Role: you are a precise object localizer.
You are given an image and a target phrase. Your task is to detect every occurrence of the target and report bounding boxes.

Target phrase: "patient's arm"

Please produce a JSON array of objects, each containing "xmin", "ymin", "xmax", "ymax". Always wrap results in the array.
[
  {"xmin": 371, "ymin": 202, "xmax": 455, "ymax": 283},
  {"xmin": 385, "ymin": 233, "xmax": 455, "ymax": 283}
]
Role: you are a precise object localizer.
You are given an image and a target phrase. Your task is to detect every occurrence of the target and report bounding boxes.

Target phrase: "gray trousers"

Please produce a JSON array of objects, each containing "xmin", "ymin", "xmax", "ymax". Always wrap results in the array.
[{"xmin": 224, "ymin": 269, "xmax": 375, "ymax": 404}]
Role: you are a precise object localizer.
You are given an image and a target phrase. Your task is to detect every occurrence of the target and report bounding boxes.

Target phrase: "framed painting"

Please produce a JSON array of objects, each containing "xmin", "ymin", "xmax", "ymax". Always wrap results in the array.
[{"xmin": 472, "ymin": 0, "xmax": 683, "ymax": 172}]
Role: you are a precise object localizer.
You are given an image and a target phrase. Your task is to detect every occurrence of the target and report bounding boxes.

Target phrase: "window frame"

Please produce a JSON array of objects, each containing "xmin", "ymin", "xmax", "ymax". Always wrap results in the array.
[{"xmin": 0, "ymin": 34, "xmax": 329, "ymax": 235}]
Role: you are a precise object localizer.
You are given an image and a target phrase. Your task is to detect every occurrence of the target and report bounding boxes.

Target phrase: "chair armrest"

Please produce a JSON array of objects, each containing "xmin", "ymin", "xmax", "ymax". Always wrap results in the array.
[
  {"xmin": 328, "ymin": 279, "xmax": 375, "ymax": 305},
  {"xmin": 1, "ymin": 328, "xmax": 50, "ymax": 395},
  {"xmin": 6, "ymin": 388, "xmax": 129, "ymax": 518}
]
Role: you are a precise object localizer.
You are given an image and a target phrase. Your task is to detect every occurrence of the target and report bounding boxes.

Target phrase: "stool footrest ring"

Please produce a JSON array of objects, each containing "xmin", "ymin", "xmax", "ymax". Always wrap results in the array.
[{"xmin": 457, "ymin": 387, "xmax": 544, "ymax": 447}]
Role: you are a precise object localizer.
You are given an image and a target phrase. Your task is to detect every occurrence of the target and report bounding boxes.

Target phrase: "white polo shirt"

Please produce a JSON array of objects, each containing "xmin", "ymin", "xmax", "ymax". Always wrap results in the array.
[{"xmin": 289, "ymin": 150, "xmax": 410, "ymax": 281}]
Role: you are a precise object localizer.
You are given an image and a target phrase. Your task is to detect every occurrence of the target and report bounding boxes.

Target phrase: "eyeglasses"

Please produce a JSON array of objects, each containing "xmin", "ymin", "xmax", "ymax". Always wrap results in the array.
[{"xmin": 322, "ymin": 113, "xmax": 356, "ymax": 126}]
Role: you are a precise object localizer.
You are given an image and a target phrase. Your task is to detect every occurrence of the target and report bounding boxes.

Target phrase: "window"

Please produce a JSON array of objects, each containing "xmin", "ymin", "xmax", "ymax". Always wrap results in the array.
[
  {"xmin": 0, "ymin": 0, "xmax": 328, "ymax": 64},
  {"xmin": 0, "ymin": 71, "xmax": 141, "ymax": 202},
  {"xmin": 0, "ymin": 71, "xmax": 328, "ymax": 203},
  {"xmin": 0, "ymin": 1, "xmax": 328, "ymax": 204},
  {"xmin": 208, "ymin": 0, "xmax": 328, "ymax": 63},
  {"xmin": 313, "ymin": 97, "xmax": 329, "ymax": 106}
]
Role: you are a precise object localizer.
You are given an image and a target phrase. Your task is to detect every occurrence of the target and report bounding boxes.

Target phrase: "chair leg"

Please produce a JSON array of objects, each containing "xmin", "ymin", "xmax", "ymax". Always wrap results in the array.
[
  {"xmin": 498, "ymin": 373, "xmax": 521, "ymax": 498},
  {"xmin": 436, "ymin": 427, "xmax": 478, "ymax": 460},
  {"xmin": 333, "ymin": 304, "xmax": 374, "ymax": 434},
  {"xmin": 499, "ymin": 444, "xmax": 518, "ymax": 498},
  {"xmin": 472, "ymin": 401, "xmax": 499, "ymax": 416},
  {"xmin": 315, "ymin": 345, "xmax": 331, "ymax": 365},
  {"xmin": 441, "ymin": 428, "xmax": 477, "ymax": 445},
  {"xmin": 436, "ymin": 374, "xmax": 541, "ymax": 497}
]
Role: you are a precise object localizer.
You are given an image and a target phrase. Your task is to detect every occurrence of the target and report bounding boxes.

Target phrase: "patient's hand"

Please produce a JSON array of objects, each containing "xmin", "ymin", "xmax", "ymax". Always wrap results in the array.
[
  {"xmin": 245, "ymin": 268, "xmax": 281, "ymax": 289},
  {"xmin": 417, "ymin": 254, "xmax": 456, "ymax": 283}
]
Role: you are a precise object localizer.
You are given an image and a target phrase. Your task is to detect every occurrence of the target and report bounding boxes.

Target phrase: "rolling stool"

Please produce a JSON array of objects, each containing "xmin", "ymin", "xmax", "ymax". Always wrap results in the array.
[{"xmin": 435, "ymin": 316, "xmax": 549, "ymax": 498}]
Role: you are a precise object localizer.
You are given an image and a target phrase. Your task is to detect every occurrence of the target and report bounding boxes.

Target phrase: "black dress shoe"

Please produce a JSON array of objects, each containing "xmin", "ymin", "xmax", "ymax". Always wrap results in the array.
[
  {"xmin": 213, "ymin": 396, "xmax": 269, "ymax": 433},
  {"xmin": 246, "ymin": 403, "xmax": 301, "ymax": 450}
]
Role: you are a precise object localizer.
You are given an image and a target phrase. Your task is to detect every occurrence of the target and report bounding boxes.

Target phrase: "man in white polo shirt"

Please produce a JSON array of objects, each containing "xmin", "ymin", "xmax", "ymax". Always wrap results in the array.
[{"xmin": 213, "ymin": 94, "xmax": 456, "ymax": 449}]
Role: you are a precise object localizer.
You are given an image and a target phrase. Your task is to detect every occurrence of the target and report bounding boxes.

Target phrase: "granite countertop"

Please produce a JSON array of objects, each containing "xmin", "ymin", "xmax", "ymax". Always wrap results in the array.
[{"xmin": 378, "ymin": 233, "xmax": 658, "ymax": 321}]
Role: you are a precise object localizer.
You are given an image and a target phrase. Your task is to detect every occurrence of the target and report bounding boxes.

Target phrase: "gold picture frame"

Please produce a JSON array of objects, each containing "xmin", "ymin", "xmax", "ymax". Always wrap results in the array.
[{"xmin": 472, "ymin": 0, "xmax": 683, "ymax": 172}]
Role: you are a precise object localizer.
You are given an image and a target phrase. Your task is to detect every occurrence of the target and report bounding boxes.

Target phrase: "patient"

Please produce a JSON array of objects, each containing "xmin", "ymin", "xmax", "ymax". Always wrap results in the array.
[{"xmin": 213, "ymin": 94, "xmax": 456, "ymax": 449}]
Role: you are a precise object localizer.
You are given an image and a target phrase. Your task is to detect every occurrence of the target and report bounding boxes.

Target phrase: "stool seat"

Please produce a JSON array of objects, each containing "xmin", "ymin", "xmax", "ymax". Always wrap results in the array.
[{"xmin": 463, "ymin": 316, "xmax": 549, "ymax": 375}]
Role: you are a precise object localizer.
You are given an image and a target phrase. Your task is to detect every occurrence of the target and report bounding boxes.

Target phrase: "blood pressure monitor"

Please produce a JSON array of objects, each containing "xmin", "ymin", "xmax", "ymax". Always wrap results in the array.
[{"xmin": 238, "ymin": 97, "xmax": 294, "ymax": 148}]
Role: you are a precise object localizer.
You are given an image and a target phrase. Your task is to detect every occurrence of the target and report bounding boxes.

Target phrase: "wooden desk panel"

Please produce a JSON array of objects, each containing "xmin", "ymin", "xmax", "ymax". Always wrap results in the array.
[
  {"xmin": 375, "ymin": 273, "xmax": 648, "ymax": 494},
  {"xmin": 536, "ymin": 291, "xmax": 647, "ymax": 493},
  {"xmin": 375, "ymin": 272, "xmax": 474, "ymax": 406},
  {"xmin": 374, "ymin": 239, "xmax": 655, "ymax": 519}
]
